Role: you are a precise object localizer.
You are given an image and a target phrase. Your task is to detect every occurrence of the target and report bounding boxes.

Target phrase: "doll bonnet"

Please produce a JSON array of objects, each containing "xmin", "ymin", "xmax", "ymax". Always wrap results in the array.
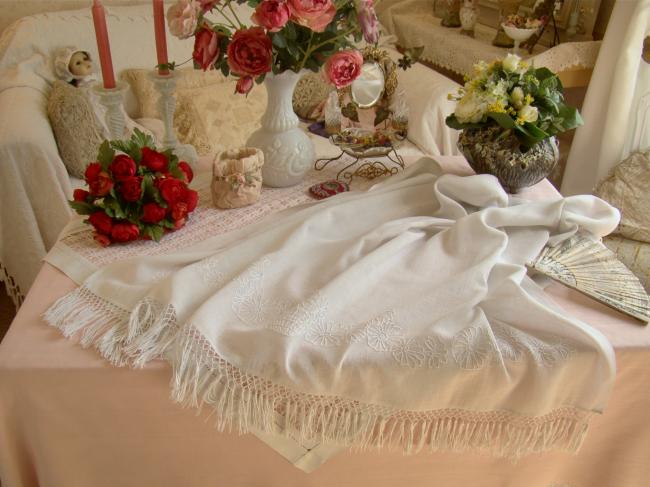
[{"xmin": 54, "ymin": 46, "xmax": 91, "ymax": 82}]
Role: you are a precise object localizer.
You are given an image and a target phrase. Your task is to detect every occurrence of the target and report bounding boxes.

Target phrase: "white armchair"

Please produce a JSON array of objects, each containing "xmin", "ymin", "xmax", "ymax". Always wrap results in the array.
[{"xmin": 0, "ymin": 3, "xmax": 460, "ymax": 306}]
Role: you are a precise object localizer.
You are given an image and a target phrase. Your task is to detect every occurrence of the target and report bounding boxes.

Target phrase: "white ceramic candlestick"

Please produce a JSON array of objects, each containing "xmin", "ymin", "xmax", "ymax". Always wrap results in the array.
[
  {"xmin": 93, "ymin": 81, "xmax": 128, "ymax": 139},
  {"xmin": 150, "ymin": 71, "xmax": 198, "ymax": 167}
]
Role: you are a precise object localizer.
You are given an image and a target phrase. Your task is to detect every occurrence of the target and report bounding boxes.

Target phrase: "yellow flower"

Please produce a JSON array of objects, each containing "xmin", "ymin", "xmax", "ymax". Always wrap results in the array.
[
  {"xmin": 487, "ymin": 100, "xmax": 507, "ymax": 113},
  {"xmin": 524, "ymin": 94, "xmax": 534, "ymax": 105}
]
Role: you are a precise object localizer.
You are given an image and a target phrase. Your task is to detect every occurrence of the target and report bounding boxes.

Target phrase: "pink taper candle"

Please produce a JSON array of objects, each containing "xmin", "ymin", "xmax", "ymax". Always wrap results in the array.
[
  {"xmin": 91, "ymin": 0, "xmax": 116, "ymax": 89},
  {"xmin": 153, "ymin": 0, "xmax": 170, "ymax": 75}
]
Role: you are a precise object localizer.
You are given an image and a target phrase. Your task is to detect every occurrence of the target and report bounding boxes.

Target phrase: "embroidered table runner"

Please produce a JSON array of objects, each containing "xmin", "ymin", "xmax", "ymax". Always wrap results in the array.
[{"xmin": 44, "ymin": 158, "xmax": 618, "ymax": 463}]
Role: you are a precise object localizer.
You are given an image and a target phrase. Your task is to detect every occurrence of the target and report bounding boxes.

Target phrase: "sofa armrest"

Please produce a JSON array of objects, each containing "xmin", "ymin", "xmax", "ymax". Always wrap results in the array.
[
  {"xmin": 0, "ymin": 86, "xmax": 73, "ymax": 299},
  {"xmin": 396, "ymin": 60, "xmax": 461, "ymax": 156}
]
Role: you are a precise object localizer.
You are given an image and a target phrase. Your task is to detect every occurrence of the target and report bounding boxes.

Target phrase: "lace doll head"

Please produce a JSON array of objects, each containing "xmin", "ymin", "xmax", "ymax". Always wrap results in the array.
[{"xmin": 54, "ymin": 47, "xmax": 97, "ymax": 87}]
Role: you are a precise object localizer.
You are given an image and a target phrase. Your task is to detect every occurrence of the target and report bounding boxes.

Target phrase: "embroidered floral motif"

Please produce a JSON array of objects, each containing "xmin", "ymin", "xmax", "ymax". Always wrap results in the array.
[
  {"xmin": 304, "ymin": 320, "xmax": 345, "ymax": 347},
  {"xmin": 452, "ymin": 326, "xmax": 492, "ymax": 369},
  {"xmin": 150, "ymin": 270, "xmax": 172, "ymax": 283},
  {"xmin": 392, "ymin": 337, "xmax": 425, "ymax": 368},
  {"xmin": 423, "ymin": 336, "xmax": 448, "ymax": 368},
  {"xmin": 200, "ymin": 256, "xmax": 225, "ymax": 286},
  {"xmin": 365, "ymin": 311, "xmax": 402, "ymax": 352},
  {"xmin": 492, "ymin": 324, "xmax": 525, "ymax": 362}
]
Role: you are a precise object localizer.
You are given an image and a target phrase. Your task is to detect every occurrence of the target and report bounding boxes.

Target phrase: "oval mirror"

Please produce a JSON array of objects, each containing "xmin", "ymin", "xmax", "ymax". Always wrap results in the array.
[{"xmin": 351, "ymin": 62, "xmax": 385, "ymax": 108}]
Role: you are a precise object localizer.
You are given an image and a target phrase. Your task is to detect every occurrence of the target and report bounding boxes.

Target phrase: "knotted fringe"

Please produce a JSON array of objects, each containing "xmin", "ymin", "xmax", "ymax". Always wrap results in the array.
[
  {"xmin": 44, "ymin": 286, "xmax": 594, "ymax": 459},
  {"xmin": 43, "ymin": 286, "xmax": 178, "ymax": 368},
  {"xmin": 171, "ymin": 327, "xmax": 593, "ymax": 460}
]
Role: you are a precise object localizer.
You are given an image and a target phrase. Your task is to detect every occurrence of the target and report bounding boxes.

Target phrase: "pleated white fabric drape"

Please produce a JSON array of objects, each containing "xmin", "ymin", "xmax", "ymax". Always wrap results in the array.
[{"xmin": 562, "ymin": 0, "xmax": 650, "ymax": 196}]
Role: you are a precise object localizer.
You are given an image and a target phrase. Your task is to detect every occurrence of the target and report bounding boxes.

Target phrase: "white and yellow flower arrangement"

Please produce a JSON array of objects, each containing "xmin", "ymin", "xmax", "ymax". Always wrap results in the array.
[{"xmin": 446, "ymin": 54, "xmax": 582, "ymax": 150}]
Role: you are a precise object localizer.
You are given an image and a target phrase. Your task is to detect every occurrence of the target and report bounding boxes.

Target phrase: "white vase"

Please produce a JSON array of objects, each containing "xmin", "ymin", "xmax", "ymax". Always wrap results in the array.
[{"xmin": 246, "ymin": 70, "xmax": 315, "ymax": 187}]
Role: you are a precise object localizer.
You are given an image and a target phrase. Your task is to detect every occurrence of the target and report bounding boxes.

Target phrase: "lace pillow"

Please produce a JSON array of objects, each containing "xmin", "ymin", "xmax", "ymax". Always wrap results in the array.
[
  {"xmin": 292, "ymin": 71, "xmax": 334, "ymax": 120},
  {"xmin": 174, "ymin": 81, "xmax": 267, "ymax": 156},
  {"xmin": 121, "ymin": 68, "xmax": 227, "ymax": 118},
  {"xmin": 595, "ymin": 150, "xmax": 650, "ymax": 243},
  {"xmin": 47, "ymin": 80, "xmax": 104, "ymax": 178}
]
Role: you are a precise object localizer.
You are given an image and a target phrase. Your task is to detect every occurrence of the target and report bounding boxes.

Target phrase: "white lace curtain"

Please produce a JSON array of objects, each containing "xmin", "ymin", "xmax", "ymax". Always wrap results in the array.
[{"xmin": 562, "ymin": 0, "xmax": 650, "ymax": 196}]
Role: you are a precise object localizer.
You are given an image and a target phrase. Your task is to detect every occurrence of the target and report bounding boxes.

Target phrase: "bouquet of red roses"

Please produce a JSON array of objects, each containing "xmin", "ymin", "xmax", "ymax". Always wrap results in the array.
[{"xmin": 69, "ymin": 129, "xmax": 199, "ymax": 246}]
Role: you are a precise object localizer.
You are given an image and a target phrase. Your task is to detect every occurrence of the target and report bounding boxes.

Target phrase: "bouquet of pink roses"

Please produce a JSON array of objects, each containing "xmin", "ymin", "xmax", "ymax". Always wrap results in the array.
[
  {"xmin": 70, "ymin": 130, "xmax": 199, "ymax": 246},
  {"xmin": 166, "ymin": 0, "xmax": 382, "ymax": 93}
]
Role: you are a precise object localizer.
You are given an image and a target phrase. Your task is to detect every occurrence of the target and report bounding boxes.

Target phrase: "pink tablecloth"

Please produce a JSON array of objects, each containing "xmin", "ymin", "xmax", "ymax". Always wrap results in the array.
[{"xmin": 1, "ymin": 157, "xmax": 649, "ymax": 487}]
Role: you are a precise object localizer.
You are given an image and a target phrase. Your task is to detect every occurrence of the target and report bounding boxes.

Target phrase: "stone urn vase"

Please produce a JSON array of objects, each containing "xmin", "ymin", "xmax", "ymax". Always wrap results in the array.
[
  {"xmin": 457, "ymin": 126, "xmax": 559, "ymax": 193},
  {"xmin": 246, "ymin": 70, "xmax": 315, "ymax": 187}
]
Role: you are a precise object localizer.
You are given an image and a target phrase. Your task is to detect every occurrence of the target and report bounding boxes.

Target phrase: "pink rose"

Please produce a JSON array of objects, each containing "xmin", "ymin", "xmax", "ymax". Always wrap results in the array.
[
  {"xmin": 357, "ymin": 0, "xmax": 379, "ymax": 44},
  {"xmin": 235, "ymin": 76, "xmax": 254, "ymax": 95},
  {"xmin": 252, "ymin": 0, "xmax": 290, "ymax": 32},
  {"xmin": 193, "ymin": 27, "xmax": 221, "ymax": 71},
  {"xmin": 287, "ymin": 0, "xmax": 336, "ymax": 32},
  {"xmin": 167, "ymin": 0, "xmax": 200, "ymax": 39},
  {"xmin": 323, "ymin": 49, "xmax": 363, "ymax": 88},
  {"xmin": 227, "ymin": 28, "xmax": 273, "ymax": 77}
]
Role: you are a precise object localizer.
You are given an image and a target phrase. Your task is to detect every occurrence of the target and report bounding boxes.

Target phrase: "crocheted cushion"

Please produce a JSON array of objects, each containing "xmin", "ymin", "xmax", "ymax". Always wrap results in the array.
[
  {"xmin": 47, "ymin": 80, "xmax": 104, "ymax": 178},
  {"xmin": 174, "ymin": 81, "xmax": 267, "ymax": 156},
  {"xmin": 292, "ymin": 71, "xmax": 334, "ymax": 120},
  {"xmin": 120, "ymin": 68, "xmax": 226, "ymax": 118},
  {"xmin": 595, "ymin": 150, "xmax": 650, "ymax": 243}
]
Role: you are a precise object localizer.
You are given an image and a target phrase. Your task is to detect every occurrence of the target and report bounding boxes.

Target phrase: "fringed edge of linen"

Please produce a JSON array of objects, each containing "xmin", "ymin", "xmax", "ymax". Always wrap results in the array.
[{"xmin": 44, "ymin": 285, "xmax": 594, "ymax": 460}]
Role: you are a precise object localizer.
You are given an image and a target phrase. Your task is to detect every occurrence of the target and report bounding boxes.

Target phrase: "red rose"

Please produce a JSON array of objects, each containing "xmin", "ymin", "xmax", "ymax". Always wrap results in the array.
[
  {"xmin": 142, "ymin": 203, "xmax": 167, "ymax": 224},
  {"xmin": 84, "ymin": 162, "xmax": 102, "ymax": 184},
  {"xmin": 171, "ymin": 201, "xmax": 189, "ymax": 221},
  {"xmin": 197, "ymin": 0, "xmax": 219, "ymax": 12},
  {"xmin": 178, "ymin": 161, "xmax": 194, "ymax": 183},
  {"xmin": 89, "ymin": 171, "xmax": 114, "ymax": 197},
  {"xmin": 227, "ymin": 27, "xmax": 272, "ymax": 77},
  {"xmin": 287, "ymin": 0, "xmax": 336, "ymax": 32},
  {"xmin": 173, "ymin": 218, "xmax": 186, "ymax": 230},
  {"xmin": 111, "ymin": 222, "xmax": 140, "ymax": 243},
  {"xmin": 120, "ymin": 176, "xmax": 143, "ymax": 202},
  {"xmin": 193, "ymin": 27, "xmax": 221, "ymax": 71},
  {"xmin": 141, "ymin": 147, "xmax": 168, "ymax": 172},
  {"xmin": 235, "ymin": 76, "xmax": 254, "ymax": 95},
  {"xmin": 88, "ymin": 211, "xmax": 113, "ymax": 235},
  {"xmin": 158, "ymin": 177, "xmax": 187, "ymax": 204},
  {"xmin": 109, "ymin": 155, "xmax": 136, "ymax": 181},
  {"xmin": 93, "ymin": 232, "xmax": 112, "ymax": 247},
  {"xmin": 184, "ymin": 188, "xmax": 199, "ymax": 212},
  {"xmin": 252, "ymin": 0, "xmax": 290, "ymax": 32},
  {"xmin": 73, "ymin": 189, "xmax": 90, "ymax": 202}
]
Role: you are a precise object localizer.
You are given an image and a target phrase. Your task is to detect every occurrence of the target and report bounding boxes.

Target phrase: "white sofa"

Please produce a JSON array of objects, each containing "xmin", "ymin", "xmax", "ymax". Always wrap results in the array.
[{"xmin": 0, "ymin": 3, "xmax": 460, "ymax": 306}]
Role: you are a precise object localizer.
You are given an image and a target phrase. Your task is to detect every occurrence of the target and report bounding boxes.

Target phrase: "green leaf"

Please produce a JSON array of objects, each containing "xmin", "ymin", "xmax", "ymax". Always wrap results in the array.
[
  {"xmin": 143, "ymin": 224, "xmax": 164, "ymax": 242},
  {"xmin": 160, "ymin": 219, "xmax": 175, "ymax": 230},
  {"xmin": 97, "ymin": 140, "xmax": 115, "ymax": 171},
  {"xmin": 487, "ymin": 112, "xmax": 516, "ymax": 129},
  {"xmin": 557, "ymin": 105, "xmax": 583, "ymax": 130},
  {"xmin": 220, "ymin": 61, "xmax": 230, "ymax": 77},
  {"xmin": 272, "ymin": 32, "xmax": 287, "ymax": 49},
  {"xmin": 374, "ymin": 107, "xmax": 391, "ymax": 126},
  {"xmin": 131, "ymin": 128, "xmax": 155, "ymax": 150},
  {"xmin": 444, "ymin": 114, "xmax": 484, "ymax": 130},
  {"xmin": 69, "ymin": 200, "xmax": 98, "ymax": 215},
  {"xmin": 102, "ymin": 196, "xmax": 127, "ymax": 219}
]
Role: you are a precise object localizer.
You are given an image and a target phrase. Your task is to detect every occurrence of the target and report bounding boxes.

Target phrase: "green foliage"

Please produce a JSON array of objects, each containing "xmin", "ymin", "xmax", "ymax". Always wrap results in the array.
[{"xmin": 69, "ymin": 200, "xmax": 98, "ymax": 215}]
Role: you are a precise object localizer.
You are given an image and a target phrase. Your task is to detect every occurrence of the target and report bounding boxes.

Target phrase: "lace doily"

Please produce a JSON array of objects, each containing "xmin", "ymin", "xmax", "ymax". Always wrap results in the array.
[
  {"xmin": 59, "ymin": 159, "xmax": 377, "ymax": 270},
  {"xmin": 388, "ymin": 11, "xmax": 599, "ymax": 76}
]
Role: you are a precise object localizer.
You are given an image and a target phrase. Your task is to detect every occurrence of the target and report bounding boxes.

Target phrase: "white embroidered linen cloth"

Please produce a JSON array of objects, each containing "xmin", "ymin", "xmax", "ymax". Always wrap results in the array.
[{"xmin": 44, "ymin": 159, "xmax": 619, "ymax": 460}]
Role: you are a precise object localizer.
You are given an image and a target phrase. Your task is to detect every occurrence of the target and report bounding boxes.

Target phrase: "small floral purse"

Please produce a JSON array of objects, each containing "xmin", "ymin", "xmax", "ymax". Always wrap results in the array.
[{"xmin": 211, "ymin": 148, "xmax": 263, "ymax": 209}]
